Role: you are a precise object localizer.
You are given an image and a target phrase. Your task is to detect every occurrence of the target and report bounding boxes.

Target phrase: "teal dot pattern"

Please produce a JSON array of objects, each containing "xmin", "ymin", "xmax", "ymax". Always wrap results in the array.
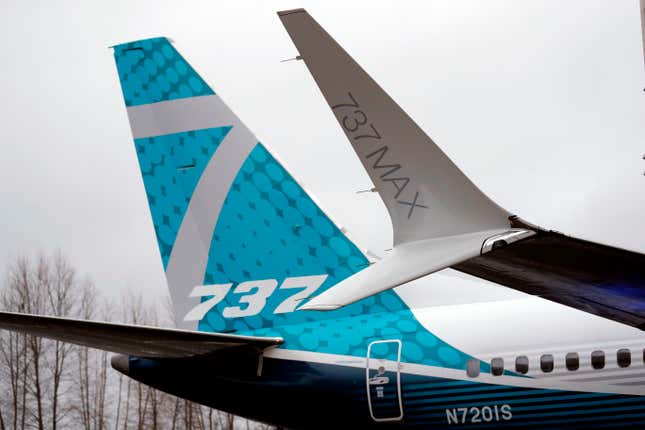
[
  {"xmin": 113, "ymin": 37, "xmax": 214, "ymax": 107},
  {"xmin": 198, "ymin": 143, "xmax": 482, "ymax": 371},
  {"xmin": 134, "ymin": 126, "xmax": 232, "ymax": 268}
]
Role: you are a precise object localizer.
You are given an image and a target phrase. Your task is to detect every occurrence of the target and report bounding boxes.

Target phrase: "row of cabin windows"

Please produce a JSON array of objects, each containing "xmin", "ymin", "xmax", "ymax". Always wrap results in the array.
[{"xmin": 466, "ymin": 348, "xmax": 643, "ymax": 378}]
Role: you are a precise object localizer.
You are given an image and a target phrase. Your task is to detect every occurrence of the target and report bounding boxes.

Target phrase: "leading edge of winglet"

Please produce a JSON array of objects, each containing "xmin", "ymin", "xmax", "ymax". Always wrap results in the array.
[
  {"xmin": 277, "ymin": 8, "xmax": 306, "ymax": 17},
  {"xmin": 277, "ymin": 9, "xmax": 537, "ymax": 311}
]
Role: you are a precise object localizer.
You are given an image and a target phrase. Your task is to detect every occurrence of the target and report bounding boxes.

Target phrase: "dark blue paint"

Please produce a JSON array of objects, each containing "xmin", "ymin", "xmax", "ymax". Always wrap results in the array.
[{"xmin": 120, "ymin": 356, "xmax": 645, "ymax": 429}]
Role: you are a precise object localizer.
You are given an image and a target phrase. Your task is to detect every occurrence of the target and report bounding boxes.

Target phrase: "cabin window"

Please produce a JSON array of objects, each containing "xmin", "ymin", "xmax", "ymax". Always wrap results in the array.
[
  {"xmin": 515, "ymin": 356, "xmax": 529, "ymax": 374},
  {"xmin": 491, "ymin": 357, "xmax": 504, "ymax": 376},
  {"xmin": 467, "ymin": 359, "xmax": 480, "ymax": 378},
  {"xmin": 565, "ymin": 353, "xmax": 579, "ymax": 371},
  {"xmin": 591, "ymin": 350, "xmax": 605, "ymax": 370},
  {"xmin": 540, "ymin": 354, "xmax": 554, "ymax": 373},
  {"xmin": 617, "ymin": 349, "xmax": 631, "ymax": 368}
]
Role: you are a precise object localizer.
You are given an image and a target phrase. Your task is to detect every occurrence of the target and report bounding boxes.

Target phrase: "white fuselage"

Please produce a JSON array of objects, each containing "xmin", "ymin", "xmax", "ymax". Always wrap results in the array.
[{"xmin": 396, "ymin": 269, "xmax": 645, "ymax": 394}]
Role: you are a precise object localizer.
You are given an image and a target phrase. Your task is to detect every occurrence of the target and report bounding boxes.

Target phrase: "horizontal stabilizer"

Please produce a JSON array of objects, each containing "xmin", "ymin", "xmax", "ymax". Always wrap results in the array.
[
  {"xmin": 301, "ymin": 229, "xmax": 532, "ymax": 310},
  {"xmin": 0, "ymin": 311, "xmax": 282, "ymax": 358}
]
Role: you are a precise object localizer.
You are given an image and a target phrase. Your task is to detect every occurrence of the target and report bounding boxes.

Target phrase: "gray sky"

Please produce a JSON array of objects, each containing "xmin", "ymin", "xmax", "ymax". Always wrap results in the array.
[{"xmin": 1, "ymin": 0, "xmax": 645, "ymax": 305}]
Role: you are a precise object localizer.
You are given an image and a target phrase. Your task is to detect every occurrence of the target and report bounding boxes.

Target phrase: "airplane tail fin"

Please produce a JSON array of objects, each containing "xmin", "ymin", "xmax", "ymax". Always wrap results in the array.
[{"xmin": 112, "ymin": 37, "xmax": 372, "ymax": 332}]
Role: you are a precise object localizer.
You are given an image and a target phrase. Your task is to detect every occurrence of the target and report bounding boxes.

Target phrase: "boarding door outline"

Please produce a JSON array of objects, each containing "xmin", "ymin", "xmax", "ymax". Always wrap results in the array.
[{"xmin": 366, "ymin": 339, "xmax": 403, "ymax": 422}]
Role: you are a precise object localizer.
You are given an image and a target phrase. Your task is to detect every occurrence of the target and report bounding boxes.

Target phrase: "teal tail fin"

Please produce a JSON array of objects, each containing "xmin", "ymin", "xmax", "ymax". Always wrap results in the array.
[{"xmin": 112, "ymin": 37, "xmax": 370, "ymax": 332}]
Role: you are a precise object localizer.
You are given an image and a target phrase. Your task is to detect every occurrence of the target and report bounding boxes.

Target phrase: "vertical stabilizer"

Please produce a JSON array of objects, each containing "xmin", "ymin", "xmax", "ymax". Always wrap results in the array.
[
  {"xmin": 113, "ymin": 37, "xmax": 260, "ymax": 329},
  {"xmin": 113, "ymin": 37, "xmax": 373, "ymax": 331}
]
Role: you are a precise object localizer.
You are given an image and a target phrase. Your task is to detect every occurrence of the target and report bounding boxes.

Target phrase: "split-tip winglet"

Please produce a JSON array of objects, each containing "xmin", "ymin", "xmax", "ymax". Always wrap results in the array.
[
  {"xmin": 278, "ymin": 7, "xmax": 537, "ymax": 312},
  {"xmin": 277, "ymin": 8, "xmax": 306, "ymax": 17}
]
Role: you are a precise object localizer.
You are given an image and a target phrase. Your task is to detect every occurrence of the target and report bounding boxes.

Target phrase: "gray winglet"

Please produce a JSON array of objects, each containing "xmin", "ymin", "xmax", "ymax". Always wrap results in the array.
[
  {"xmin": 277, "ymin": 9, "xmax": 534, "ymax": 310},
  {"xmin": 278, "ymin": 9, "xmax": 512, "ymax": 246}
]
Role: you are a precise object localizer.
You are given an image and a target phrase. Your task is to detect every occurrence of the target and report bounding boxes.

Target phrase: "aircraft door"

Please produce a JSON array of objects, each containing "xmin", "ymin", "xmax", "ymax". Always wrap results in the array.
[{"xmin": 366, "ymin": 339, "xmax": 403, "ymax": 422}]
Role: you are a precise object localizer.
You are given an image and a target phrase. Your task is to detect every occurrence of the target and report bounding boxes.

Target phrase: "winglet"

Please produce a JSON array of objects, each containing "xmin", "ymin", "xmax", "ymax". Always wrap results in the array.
[
  {"xmin": 278, "ymin": 10, "xmax": 534, "ymax": 310},
  {"xmin": 300, "ymin": 229, "xmax": 534, "ymax": 310},
  {"xmin": 277, "ymin": 9, "xmax": 511, "ymax": 245}
]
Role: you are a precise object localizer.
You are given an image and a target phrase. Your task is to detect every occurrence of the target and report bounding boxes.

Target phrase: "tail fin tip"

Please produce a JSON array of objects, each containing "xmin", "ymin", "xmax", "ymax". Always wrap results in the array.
[{"xmin": 113, "ymin": 36, "xmax": 214, "ymax": 107}]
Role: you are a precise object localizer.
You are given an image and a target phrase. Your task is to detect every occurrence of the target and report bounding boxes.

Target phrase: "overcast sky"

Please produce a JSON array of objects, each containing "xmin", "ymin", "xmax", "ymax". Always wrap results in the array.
[{"xmin": 1, "ymin": 0, "xmax": 645, "ymax": 305}]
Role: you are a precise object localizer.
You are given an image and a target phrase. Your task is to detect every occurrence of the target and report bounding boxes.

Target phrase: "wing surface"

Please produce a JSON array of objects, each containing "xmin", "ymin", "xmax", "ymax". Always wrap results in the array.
[
  {"xmin": 455, "ymin": 231, "xmax": 645, "ymax": 330},
  {"xmin": 278, "ymin": 9, "xmax": 511, "ymax": 245}
]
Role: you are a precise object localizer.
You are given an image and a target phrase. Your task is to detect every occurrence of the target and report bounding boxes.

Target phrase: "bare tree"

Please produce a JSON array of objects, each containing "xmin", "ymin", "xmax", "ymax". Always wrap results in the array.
[
  {"xmin": 0, "ymin": 257, "xmax": 31, "ymax": 430},
  {"xmin": 0, "ymin": 256, "xmax": 45, "ymax": 430},
  {"xmin": 0, "ymin": 254, "xmax": 276, "ymax": 430},
  {"xmin": 45, "ymin": 253, "xmax": 79, "ymax": 430},
  {"xmin": 0, "ymin": 254, "xmax": 79, "ymax": 429},
  {"xmin": 74, "ymin": 284, "xmax": 111, "ymax": 430}
]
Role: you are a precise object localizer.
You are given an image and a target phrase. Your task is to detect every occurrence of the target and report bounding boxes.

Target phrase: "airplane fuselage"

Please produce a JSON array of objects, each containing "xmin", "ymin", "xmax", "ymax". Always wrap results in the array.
[{"xmin": 116, "ymin": 274, "xmax": 645, "ymax": 429}]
